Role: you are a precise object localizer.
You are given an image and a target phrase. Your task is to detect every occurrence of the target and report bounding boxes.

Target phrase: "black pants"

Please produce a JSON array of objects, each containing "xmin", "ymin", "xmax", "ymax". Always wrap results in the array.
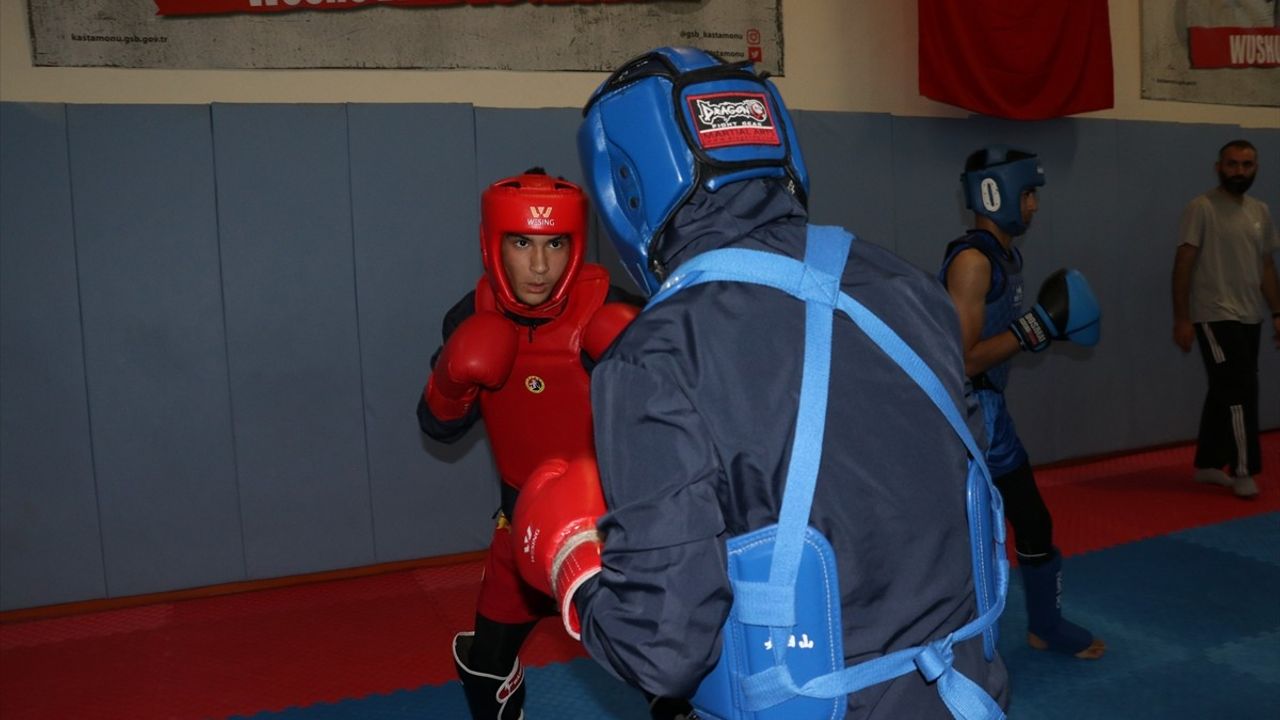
[
  {"xmin": 1193, "ymin": 321, "xmax": 1262, "ymax": 477},
  {"xmin": 993, "ymin": 461, "xmax": 1053, "ymax": 562}
]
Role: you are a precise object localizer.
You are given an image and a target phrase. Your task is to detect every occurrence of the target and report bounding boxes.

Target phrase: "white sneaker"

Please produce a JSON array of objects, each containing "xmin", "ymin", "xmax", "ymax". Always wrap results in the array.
[
  {"xmin": 1232, "ymin": 475, "xmax": 1258, "ymax": 499},
  {"xmin": 1194, "ymin": 468, "xmax": 1232, "ymax": 487}
]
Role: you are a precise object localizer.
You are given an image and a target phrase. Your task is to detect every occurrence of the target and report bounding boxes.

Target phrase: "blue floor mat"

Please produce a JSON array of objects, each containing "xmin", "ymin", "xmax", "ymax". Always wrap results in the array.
[
  {"xmin": 240, "ymin": 513, "xmax": 1280, "ymax": 719},
  {"xmin": 995, "ymin": 512, "xmax": 1280, "ymax": 719}
]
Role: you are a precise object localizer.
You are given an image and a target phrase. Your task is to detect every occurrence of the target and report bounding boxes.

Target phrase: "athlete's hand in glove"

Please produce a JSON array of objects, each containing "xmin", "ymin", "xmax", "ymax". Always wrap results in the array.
[
  {"xmin": 512, "ymin": 456, "xmax": 606, "ymax": 641},
  {"xmin": 424, "ymin": 311, "xmax": 518, "ymax": 420},
  {"xmin": 1010, "ymin": 269, "xmax": 1101, "ymax": 353}
]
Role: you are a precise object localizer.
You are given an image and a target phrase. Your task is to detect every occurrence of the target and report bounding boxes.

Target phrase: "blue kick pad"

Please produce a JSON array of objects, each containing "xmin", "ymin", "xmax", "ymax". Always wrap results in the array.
[{"xmin": 996, "ymin": 513, "xmax": 1280, "ymax": 720}]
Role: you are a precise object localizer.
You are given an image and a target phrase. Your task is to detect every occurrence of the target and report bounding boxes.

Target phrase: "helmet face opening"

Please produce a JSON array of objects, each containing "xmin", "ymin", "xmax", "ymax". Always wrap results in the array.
[
  {"xmin": 480, "ymin": 173, "xmax": 587, "ymax": 318},
  {"xmin": 962, "ymin": 146, "xmax": 1045, "ymax": 237},
  {"xmin": 578, "ymin": 46, "xmax": 809, "ymax": 296}
]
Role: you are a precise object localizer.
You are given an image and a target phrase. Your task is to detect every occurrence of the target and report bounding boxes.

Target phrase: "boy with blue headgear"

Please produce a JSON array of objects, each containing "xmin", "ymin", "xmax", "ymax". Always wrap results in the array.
[
  {"xmin": 939, "ymin": 146, "xmax": 1106, "ymax": 660},
  {"xmin": 509, "ymin": 47, "xmax": 1009, "ymax": 719}
]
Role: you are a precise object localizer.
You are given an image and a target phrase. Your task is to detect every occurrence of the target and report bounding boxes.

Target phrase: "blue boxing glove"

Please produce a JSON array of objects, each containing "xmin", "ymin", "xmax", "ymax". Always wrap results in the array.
[{"xmin": 1010, "ymin": 269, "xmax": 1101, "ymax": 352}]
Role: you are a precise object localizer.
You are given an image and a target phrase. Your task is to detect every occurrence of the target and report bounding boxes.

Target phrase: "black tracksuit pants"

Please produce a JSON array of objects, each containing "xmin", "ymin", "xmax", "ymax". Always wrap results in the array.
[{"xmin": 1193, "ymin": 320, "xmax": 1262, "ymax": 477}]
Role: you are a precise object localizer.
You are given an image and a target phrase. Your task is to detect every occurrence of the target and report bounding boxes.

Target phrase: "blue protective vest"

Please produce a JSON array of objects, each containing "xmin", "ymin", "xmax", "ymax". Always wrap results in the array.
[
  {"xmin": 939, "ymin": 231, "xmax": 1024, "ymax": 392},
  {"xmin": 647, "ymin": 226, "xmax": 1008, "ymax": 720}
]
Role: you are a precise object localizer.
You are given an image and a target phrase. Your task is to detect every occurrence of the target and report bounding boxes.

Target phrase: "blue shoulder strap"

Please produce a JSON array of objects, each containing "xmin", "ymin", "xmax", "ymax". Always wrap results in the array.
[{"xmin": 648, "ymin": 225, "xmax": 1007, "ymax": 720}]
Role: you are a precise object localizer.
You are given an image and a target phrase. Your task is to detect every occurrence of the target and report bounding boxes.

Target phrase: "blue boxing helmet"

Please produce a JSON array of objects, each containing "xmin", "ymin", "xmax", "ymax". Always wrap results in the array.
[
  {"xmin": 578, "ymin": 46, "xmax": 809, "ymax": 296},
  {"xmin": 961, "ymin": 145, "xmax": 1045, "ymax": 237}
]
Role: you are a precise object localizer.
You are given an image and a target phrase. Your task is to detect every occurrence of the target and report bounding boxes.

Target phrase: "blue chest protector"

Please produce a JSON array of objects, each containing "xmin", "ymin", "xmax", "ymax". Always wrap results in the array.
[
  {"xmin": 646, "ymin": 226, "xmax": 1008, "ymax": 720},
  {"xmin": 938, "ymin": 231, "xmax": 1023, "ymax": 392}
]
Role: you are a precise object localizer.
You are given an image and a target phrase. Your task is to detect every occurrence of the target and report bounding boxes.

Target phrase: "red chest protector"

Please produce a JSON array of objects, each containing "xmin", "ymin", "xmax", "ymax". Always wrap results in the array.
[{"xmin": 475, "ymin": 264, "xmax": 610, "ymax": 490}]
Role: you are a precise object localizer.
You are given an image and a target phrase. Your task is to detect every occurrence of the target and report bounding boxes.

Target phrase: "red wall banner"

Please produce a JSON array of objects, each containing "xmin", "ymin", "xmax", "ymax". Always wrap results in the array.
[
  {"xmin": 1189, "ymin": 27, "xmax": 1280, "ymax": 69},
  {"xmin": 154, "ymin": 0, "xmax": 647, "ymax": 17}
]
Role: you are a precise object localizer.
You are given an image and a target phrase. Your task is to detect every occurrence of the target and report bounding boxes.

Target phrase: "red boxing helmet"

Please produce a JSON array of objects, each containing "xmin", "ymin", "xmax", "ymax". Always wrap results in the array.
[{"xmin": 480, "ymin": 171, "xmax": 588, "ymax": 319}]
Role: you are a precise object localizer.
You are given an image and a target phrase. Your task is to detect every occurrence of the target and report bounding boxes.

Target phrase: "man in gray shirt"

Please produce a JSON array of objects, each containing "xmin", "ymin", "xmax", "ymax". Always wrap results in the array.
[{"xmin": 1171, "ymin": 139, "xmax": 1280, "ymax": 498}]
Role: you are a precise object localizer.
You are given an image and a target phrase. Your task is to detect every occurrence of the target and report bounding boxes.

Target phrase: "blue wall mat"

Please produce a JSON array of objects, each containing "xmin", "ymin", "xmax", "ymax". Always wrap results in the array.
[
  {"xmin": 473, "ymin": 108, "xmax": 585, "ymax": 197},
  {"xmin": 1251, "ymin": 132, "xmax": 1280, "ymax": 432},
  {"xmin": 1020, "ymin": 118, "xmax": 1128, "ymax": 461},
  {"xmin": 212, "ymin": 104, "xmax": 375, "ymax": 579},
  {"xmin": 1115, "ymin": 122, "xmax": 1280, "ymax": 450},
  {"xmin": 65, "ymin": 104, "xmax": 245, "ymax": 597},
  {"xmin": 346, "ymin": 103, "xmax": 498, "ymax": 562},
  {"xmin": 1, "ymin": 101, "xmax": 1278, "ymax": 610},
  {"xmin": 0, "ymin": 103, "xmax": 105, "ymax": 610},
  {"xmin": 793, "ymin": 110, "xmax": 896, "ymax": 254},
  {"xmin": 1114, "ymin": 121, "xmax": 1225, "ymax": 451}
]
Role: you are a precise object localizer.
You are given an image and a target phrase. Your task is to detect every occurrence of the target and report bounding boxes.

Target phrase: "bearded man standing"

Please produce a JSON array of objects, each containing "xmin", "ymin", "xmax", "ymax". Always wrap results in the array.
[{"xmin": 1172, "ymin": 139, "xmax": 1280, "ymax": 499}]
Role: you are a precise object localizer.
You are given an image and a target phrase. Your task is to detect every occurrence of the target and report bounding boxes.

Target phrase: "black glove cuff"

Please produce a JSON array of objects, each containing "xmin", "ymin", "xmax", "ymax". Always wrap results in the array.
[{"xmin": 1011, "ymin": 311, "xmax": 1051, "ymax": 353}]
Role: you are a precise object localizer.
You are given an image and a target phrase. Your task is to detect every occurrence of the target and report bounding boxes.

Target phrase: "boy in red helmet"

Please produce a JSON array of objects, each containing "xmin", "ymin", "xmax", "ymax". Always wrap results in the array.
[{"xmin": 417, "ymin": 168, "xmax": 641, "ymax": 720}]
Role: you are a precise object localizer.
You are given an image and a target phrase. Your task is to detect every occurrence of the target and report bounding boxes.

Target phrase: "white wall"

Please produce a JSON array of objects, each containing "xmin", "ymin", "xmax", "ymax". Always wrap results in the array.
[{"xmin": 1, "ymin": 0, "xmax": 1276, "ymax": 127}]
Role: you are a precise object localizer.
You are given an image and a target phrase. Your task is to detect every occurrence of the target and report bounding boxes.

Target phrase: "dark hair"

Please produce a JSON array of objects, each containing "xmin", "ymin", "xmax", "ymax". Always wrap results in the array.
[
  {"xmin": 1218, "ymin": 139, "xmax": 1256, "ymax": 159},
  {"xmin": 965, "ymin": 147, "xmax": 1036, "ymax": 173},
  {"xmin": 520, "ymin": 166, "xmax": 571, "ymax": 183}
]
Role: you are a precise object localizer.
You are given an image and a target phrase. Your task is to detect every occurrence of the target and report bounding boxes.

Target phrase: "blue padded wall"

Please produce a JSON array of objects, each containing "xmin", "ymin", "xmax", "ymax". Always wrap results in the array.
[
  {"xmin": 793, "ymin": 111, "xmax": 896, "ymax": 253},
  {"xmin": 0, "ymin": 104, "xmax": 105, "ymax": 608},
  {"xmin": 66, "ymin": 104, "xmax": 244, "ymax": 597},
  {"xmin": 347, "ymin": 103, "xmax": 496, "ymax": 562},
  {"xmin": 474, "ymin": 108, "xmax": 586, "ymax": 199},
  {"xmin": 212, "ymin": 104, "xmax": 376, "ymax": 579},
  {"xmin": 1114, "ymin": 122, "xmax": 1234, "ymax": 452},
  {"xmin": 0, "ymin": 100, "xmax": 1276, "ymax": 610}
]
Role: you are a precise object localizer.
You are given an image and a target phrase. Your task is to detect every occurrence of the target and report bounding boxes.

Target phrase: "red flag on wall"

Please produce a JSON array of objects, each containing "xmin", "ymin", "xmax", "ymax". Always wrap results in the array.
[{"xmin": 918, "ymin": 0, "xmax": 1114, "ymax": 120}]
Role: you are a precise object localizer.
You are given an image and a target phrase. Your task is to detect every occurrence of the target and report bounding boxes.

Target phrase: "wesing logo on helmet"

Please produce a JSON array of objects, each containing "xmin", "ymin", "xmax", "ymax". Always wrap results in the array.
[
  {"xmin": 686, "ymin": 91, "xmax": 781, "ymax": 149},
  {"xmin": 526, "ymin": 205, "xmax": 556, "ymax": 230}
]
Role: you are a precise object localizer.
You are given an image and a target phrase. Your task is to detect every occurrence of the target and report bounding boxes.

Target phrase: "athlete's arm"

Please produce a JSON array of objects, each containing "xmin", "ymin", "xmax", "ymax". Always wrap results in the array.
[
  {"xmin": 1260, "ymin": 251, "xmax": 1280, "ymax": 348},
  {"xmin": 575, "ymin": 357, "xmax": 732, "ymax": 700},
  {"xmin": 945, "ymin": 248, "xmax": 1021, "ymax": 377},
  {"xmin": 1171, "ymin": 243, "xmax": 1199, "ymax": 353}
]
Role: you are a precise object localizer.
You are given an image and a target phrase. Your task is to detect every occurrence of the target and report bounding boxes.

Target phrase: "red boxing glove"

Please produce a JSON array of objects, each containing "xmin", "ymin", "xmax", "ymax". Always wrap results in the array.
[
  {"xmin": 581, "ymin": 302, "xmax": 639, "ymax": 361},
  {"xmin": 424, "ymin": 311, "xmax": 518, "ymax": 421},
  {"xmin": 512, "ymin": 456, "xmax": 607, "ymax": 640}
]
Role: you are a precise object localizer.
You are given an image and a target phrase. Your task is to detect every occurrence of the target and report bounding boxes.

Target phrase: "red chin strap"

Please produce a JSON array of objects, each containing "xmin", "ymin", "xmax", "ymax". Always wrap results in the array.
[{"xmin": 480, "ymin": 172, "xmax": 588, "ymax": 319}]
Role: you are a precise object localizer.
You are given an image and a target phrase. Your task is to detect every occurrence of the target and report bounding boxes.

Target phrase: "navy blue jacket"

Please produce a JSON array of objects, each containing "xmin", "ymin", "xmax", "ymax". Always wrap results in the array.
[{"xmin": 575, "ymin": 179, "xmax": 1008, "ymax": 717}]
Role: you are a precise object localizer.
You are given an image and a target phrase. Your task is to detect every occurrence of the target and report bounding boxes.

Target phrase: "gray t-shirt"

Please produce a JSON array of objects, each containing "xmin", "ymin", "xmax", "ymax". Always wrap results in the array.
[{"xmin": 1178, "ymin": 187, "xmax": 1280, "ymax": 323}]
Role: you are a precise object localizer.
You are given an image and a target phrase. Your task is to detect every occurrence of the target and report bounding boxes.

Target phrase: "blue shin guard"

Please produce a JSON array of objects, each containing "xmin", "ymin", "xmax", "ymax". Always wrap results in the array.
[{"xmin": 1020, "ymin": 549, "xmax": 1095, "ymax": 655}]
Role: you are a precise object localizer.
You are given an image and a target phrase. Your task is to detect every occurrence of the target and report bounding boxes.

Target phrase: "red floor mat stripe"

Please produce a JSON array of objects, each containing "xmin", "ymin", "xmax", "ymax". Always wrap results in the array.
[
  {"xmin": 1, "ymin": 433, "xmax": 1275, "ymax": 720},
  {"xmin": 0, "ymin": 561, "xmax": 584, "ymax": 719},
  {"xmin": 1038, "ymin": 434, "xmax": 1280, "ymax": 559}
]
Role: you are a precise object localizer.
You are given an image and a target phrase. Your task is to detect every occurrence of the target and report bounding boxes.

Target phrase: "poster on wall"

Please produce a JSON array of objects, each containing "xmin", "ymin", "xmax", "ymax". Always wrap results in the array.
[
  {"xmin": 1140, "ymin": 0, "xmax": 1278, "ymax": 107},
  {"xmin": 25, "ymin": 0, "xmax": 782, "ymax": 74}
]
